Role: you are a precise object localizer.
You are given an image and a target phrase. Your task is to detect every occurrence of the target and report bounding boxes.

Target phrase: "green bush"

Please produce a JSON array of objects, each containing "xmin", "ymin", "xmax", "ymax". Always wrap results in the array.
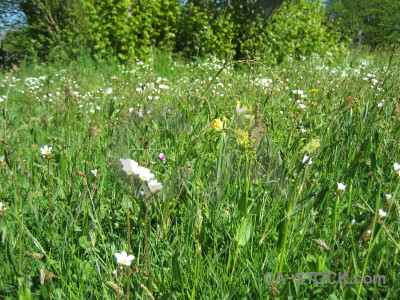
[{"xmin": 263, "ymin": 0, "xmax": 349, "ymax": 64}]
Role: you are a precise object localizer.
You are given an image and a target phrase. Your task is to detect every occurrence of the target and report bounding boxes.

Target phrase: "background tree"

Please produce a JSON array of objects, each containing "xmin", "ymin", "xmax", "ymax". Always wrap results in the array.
[{"xmin": 327, "ymin": 0, "xmax": 400, "ymax": 47}]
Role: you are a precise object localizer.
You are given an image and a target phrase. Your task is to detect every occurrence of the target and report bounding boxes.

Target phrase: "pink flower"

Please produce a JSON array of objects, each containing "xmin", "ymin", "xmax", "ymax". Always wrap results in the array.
[{"xmin": 158, "ymin": 153, "xmax": 166, "ymax": 163}]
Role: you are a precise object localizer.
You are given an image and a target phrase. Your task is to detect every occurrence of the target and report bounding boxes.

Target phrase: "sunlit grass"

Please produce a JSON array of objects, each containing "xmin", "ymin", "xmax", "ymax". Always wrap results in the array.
[{"xmin": 0, "ymin": 51, "xmax": 399, "ymax": 299}]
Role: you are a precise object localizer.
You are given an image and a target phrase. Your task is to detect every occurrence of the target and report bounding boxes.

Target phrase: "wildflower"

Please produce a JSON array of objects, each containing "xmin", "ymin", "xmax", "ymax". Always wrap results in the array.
[
  {"xmin": 136, "ymin": 110, "xmax": 144, "ymax": 118},
  {"xmin": 212, "ymin": 118, "xmax": 225, "ymax": 131},
  {"xmin": 158, "ymin": 153, "xmax": 166, "ymax": 164},
  {"xmin": 300, "ymin": 128, "xmax": 307, "ymax": 133},
  {"xmin": 136, "ymin": 167, "xmax": 155, "ymax": 182},
  {"xmin": 236, "ymin": 101, "xmax": 252, "ymax": 115},
  {"xmin": 120, "ymin": 158, "xmax": 139, "ymax": 176},
  {"xmin": 0, "ymin": 156, "xmax": 4, "ymax": 164},
  {"xmin": 0, "ymin": 201, "xmax": 6, "ymax": 216},
  {"xmin": 351, "ymin": 219, "xmax": 356, "ymax": 225},
  {"xmin": 378, "ymin": 209, "xmax": 387, "ymax": 218},
  {"xmin": 337, "ymin": 183, "xmax": 346, "ymax": 191},
  {"xmin": 90, "ymin": 169, "xmax": 99, "ymax": 179},
  {"xmin": 236, "ymin": 129, "xmax": 250, "ymax": 148},
  {"xmin": 377, "ymin": 102, "xmax": 385, "ymax": 108},
  {"xmin": 298, "ymin": 103, "xmax": 307, "ymax": 110},
  {"xmin": 40, "ymin": 145, "xmax": 52, "ymax": 157},
  {"xmin": 159, "ymin": 84, "xmax": 169, "ymax": 90},
  {"xmin": 309, "ymin": 89, "xmax": 318, "ymax": 93},
  {"xmin": 394, "ymin": 163, "xmax": 400, "ymax": 176},
  {"xmin": 302, "ymin": 155, "xmax": 313, "ymax": 165},
  {"xmin": 385, "ymin": 194, "xmax": 392, "ymax": 200},
  {"xmin": 147, "ymin": 180, "xmax": 163, "ymax": 194},
  {"xmin": 244, "ymin": 114, "xmax": 255, "ymax": 120},
  {"xmin": 115, "ymin": 251, "xmax": 135, "ymax": 266},
  {"xmin": 292, "ymin": 89, "xmax": 306, "ymax": 98}
]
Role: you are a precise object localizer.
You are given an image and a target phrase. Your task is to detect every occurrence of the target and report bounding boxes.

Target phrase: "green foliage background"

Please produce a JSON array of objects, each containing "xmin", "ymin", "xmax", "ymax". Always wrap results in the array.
[
  {"xmin": 1, "ymin": 0, "xmax": 352, "ymax": 63},
  {"xmin": 327, "ymin": 0, "xmax": 400, "ymax": 47}
]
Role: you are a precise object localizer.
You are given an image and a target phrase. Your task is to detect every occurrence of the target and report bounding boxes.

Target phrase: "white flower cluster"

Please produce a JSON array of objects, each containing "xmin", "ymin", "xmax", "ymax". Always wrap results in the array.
[{"xmin": 120, "ymin": 158, "xmax": 163, "ymax": 194}]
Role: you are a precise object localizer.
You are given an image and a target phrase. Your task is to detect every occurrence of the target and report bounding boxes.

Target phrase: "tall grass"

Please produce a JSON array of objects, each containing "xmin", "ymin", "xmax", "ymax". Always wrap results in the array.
[{"xmin": 0, "ymin": 51, "xmax": 399, "ymax": 299}]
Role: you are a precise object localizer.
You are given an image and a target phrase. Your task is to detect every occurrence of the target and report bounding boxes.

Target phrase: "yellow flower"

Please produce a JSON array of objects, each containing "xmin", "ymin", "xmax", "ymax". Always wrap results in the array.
[
  {"xmin": 212, "ymin": 118, "xmax": 225, "ymax": 131},
  {"xmin": 244, "ymin": 114, "xmax": 255, "ymax": 120},
  {"xmin": 236, "ymin": 101, "xmax": 253, "ymax": 114},
  {"xmin": 236, "ymin": 129, "xmax": 250, "ymax": 148},
  {"xmin": 309, "ymin": 89, "xmax": 318, "ymax": 93},
  {"xmin": 365, "ymin": 56, "xmax": 374, "ymax": 59}
]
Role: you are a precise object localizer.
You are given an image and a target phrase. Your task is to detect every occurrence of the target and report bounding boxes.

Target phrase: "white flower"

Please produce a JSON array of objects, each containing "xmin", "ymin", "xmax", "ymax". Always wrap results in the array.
[
  {"xmin": 0, "ymin": 156, "xmax": 4, "ymax": 163},
  {"xmin": 377, "ymin": 102, "xmax": 384, "ymax": 108},
  {"xmin": 0, "ymin": 202, "xmax": 6, "ymax": 211},
  {"xmin": 136, "ymin": 167, "xmax": 155, "ymax": 182},
  {"xmin": 115, "ymin": 251, "xmax": 135, "ymax": 266},
  {"xmin": 128, "ymin": 107, "xmax": 134, "ymax": 113},
  {"xmin": 337, "ymin": 183, "xmax": 346, "ymax": 191},
  {"xmin": 300, "ymin": 128, "xmax": 307, "ymax": 133},
  {"xmin": 91, "ymin": 169, "xmax": 98, "ymax": 176},
  {"xmin": 292, "ymin": 89, "xmax": 306, "ymax": 98},
  {"xmin": 351, "ymin": 219, "xmax": 356, "ymax": 225},
  {"xmin": 147, "ymin": 180, "xmax": 163, "ymax": 194},
  {"xmin": 378, "ymin": 209, "xmax": 387, "ymax": 218},
  {"xmin": 40, "ymin": 145, "xmax": 52, "ymax": 157},
  {"xmin": 120, "ymin": 159, "xmax": 139, "ymax": 176},
  {"xmin": 298, "ymin": 103, "xmax": 307, "ymax": 110},
  {"xmin": 302, "ymin": 155, "xmax": 313, "ymax": 165},
  {"xmin": 136, "ymin": 110, "xmax": 144, "ymax": 117},
  {"xmin": 385, "ymin": 194, "xmax": 392, "ymax": 200},
  {"xmin": 236, "ymin": 101, "xmax": 248, "ymax": 114},
  {"xmin": 394, "ymin": 163, "xmax": 400, "ymax": 171}
]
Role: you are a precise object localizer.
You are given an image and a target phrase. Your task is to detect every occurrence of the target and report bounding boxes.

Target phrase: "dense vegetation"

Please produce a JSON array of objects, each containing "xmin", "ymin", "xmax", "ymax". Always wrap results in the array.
[
  {"xmin": 1, "ymin": 50, "xmax": 400, "ymax": 298},
  {"xmin": 1, "ymin": 0, "xmax": 400, "ymax": 299},
  {"xmin": 0, "ymin": 0, "xmax": 350, "ymax": 63}
]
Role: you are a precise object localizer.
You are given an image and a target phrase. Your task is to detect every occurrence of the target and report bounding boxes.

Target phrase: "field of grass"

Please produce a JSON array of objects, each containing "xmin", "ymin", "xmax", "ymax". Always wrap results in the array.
[{"xmin": 0, "ymin": 51, "xmax": 400, "ymax": 299}]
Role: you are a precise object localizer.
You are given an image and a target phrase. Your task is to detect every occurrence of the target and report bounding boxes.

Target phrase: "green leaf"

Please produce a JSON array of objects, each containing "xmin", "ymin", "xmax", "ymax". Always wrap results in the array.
[
  {"xmin": 172, "ymin": 250, "xmax": 183, "ymax": 287},
  {"xmin": 18, "ymin": 284, "xmax": 31, "ymax": 300},
  {"xmin": 235, "ymin": 216, "xmax": 252, "ymax": 247}
]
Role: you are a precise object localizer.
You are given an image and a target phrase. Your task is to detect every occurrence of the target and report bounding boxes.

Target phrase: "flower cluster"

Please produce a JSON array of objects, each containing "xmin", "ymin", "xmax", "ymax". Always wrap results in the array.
[{"xmin": 120, "ymin": 158, "xmax": 163, "ymax": 194}]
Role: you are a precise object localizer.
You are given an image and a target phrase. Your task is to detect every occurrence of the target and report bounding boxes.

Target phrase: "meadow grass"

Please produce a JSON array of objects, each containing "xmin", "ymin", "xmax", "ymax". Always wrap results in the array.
[{"xmin": 0, "ymin": 50, "xmax": 400, "ymax": 299}]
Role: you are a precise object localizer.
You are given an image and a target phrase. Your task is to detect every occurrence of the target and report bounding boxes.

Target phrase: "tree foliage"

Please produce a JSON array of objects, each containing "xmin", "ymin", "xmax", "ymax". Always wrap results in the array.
[
  {"xmin": 262, "ymin": 0, "xmax": 348, "ymax": 64},
  {"xmin": 327, "ymin": 0, "xmax": 400, "ymax": 47},
  {"xmin": 1, "ymin": 0, "xmax": 350, "ymax": 63}
]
